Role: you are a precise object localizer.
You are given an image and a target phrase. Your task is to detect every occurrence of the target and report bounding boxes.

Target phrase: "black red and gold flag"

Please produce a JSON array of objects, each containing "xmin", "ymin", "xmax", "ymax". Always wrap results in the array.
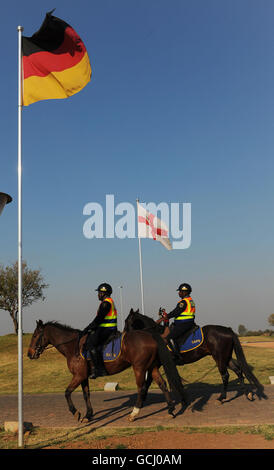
[{"xmin": 22, "ymin": 11, "xmax": 91, "ymax": 106}]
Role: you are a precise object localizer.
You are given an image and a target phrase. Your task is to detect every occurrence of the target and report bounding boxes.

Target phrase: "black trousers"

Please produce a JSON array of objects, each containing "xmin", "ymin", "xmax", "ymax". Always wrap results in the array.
[
  {"xmin": 86, "ymin": 327, "xmax": 116, "ymax": 351},
  {"xmin": 167, "ymin": 319, "xmax": 194, "ymax": 342}
]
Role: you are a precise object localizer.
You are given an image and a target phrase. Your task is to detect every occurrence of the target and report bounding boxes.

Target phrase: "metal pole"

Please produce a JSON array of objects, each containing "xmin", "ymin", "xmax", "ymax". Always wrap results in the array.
[
  {"xmin": 119, "ymin": 286, "xmax": 123, "ymax": 329},
  {"xmin": 17, "ymin": 25, "xmax": 24, "ymax": 448},
  {"xmin": 136, "ymin": 199, "xmax": 145, "ymax": 315}
]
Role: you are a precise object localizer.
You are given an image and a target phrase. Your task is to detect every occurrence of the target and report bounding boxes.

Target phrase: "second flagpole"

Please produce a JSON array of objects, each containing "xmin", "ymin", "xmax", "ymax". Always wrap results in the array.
[
  {"xmin": 136, "ymin": 199, "xmax": 145, "ymax": 315},
  {"xmin": 17, "ymin": 24, "xmax": 24, "ymax": 448}
]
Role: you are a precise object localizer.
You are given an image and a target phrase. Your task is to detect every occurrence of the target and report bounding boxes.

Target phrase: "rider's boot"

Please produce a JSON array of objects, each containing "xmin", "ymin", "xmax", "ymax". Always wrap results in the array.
[
  {"xmin": 88, "ymin": 348, "xmax": 107, "ymax": 379},
  {"xmin": 166, "ymin": 338, "xmax": 180, "ymax": 358},
  {"xmin": 96, "ymin": 348, "xmax": 108, "ymax": 377},
  {"xmin": 87, "ymin": 348, "xmax": 99, "ymax": 379}
]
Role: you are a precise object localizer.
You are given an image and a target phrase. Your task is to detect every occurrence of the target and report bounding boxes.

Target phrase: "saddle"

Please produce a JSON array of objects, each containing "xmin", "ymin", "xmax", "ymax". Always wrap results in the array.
[
  {"xmin": 171, "ymin": 324, "xmax": 204, "ymax": 354},
  {"xmin": 102, "ymin": 331, "xmax": 123, "ymax": 362},
  {"xmin": 176, "ymin": 323, "xmax": 199, "ymax": 345},
  {"xmin": 81, "ymin": 331, "xmax": 123, "ymax": 363}
]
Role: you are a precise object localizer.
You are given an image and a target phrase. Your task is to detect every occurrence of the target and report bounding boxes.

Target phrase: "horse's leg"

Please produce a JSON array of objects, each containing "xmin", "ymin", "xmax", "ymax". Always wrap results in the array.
[
  {"xmin": 228, "ymin": 358, "xmax": 253, "ymax": 401},
  {"xmin": 65, "ymin": 375, "xmax": 83, "ymax": 421},
  {"xmin": 151, "ymin": 366, "xmax": 175, "ymax": 417},
  {"xmin": 214, "ymin": 358, "xmax": 229, "ymax": 403},
  {"xmin": 80, "ymin": 378, "xmax": 93, "ymax": 422},
  {"xmin": 129, "ymin": 367, "xmax": 147, "ymax": 422},
  {"xmin": 140, "ymin": 370, "xmax": 153, "ymax": 404},
  {"xmin": 228, "ymin": 358, "xmax": 244, "ymax": 385}
]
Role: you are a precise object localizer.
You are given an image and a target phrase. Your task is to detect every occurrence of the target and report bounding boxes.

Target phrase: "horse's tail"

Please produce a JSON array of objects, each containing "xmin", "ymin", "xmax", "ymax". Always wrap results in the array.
[
  {"xmin": 232, "ymin": 331, "xmax": 265, "ymax": 398},
  {"xmin": 150, "ymin": 331, "xmax": 186, "ymax": 404}
]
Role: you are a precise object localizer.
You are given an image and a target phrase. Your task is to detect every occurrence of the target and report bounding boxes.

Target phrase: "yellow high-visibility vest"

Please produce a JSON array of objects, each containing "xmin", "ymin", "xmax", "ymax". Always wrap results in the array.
[
  {"xmin": 99, "ymin": 297, "xmax": 117, "ymax": 328},
  {"xmin": 175, "ymin": 296, "xmax": 196, "ymax": 322}
]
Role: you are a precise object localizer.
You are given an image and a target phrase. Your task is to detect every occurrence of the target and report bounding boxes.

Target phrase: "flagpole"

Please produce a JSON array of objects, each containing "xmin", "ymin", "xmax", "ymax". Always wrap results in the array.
[
  {"xmin": 17, "ymin": 25, "xmax": 24, "ymax": 448},
  {"xmin": 136, "ymin": 199, "xmax": 145, "ymax": 315},
  {"xmin": 119, "ymin": 285, "xmax": 124, "ymax": 329}
]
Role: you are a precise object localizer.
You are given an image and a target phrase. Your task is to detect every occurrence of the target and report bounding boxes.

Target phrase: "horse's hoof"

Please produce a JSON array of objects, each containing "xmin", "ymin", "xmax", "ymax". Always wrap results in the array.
[
  {"xmin": 129, "ymin": 407, "xmax": 140, "ymax": 422},
  {"xmin": 168, "ymin": 403, "xmax": 176, "ymax": 417},
  {"xmin": 247, "ymin": 392, "xmax": 254, "ymax": 401},
  {"xmin": 81, "ymin": 416, "xmax": 92, "ymax": 423},
  {"xmin": 74, "ymin": 410, "xmax": 81, "ymax": 421},
  {"xmin": 216, "ymin": 398, "xmax": 224, "ymax": 405}
]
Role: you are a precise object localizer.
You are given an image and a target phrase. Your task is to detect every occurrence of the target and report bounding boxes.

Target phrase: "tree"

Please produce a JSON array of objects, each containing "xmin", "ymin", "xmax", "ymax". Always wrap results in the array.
[
  {"xmin": 268, "ymin": 314, "xmax": 274, "ymax": 327},
  {"xmin": 0, "ymin": 261, "xmax": 49, "ymax": 334},
  {"xmin": 238, "ymin": 324, "xmax": 247, "ymax": 336}
]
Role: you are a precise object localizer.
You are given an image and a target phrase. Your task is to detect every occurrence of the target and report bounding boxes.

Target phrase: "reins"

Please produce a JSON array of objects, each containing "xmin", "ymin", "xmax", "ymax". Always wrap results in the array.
[
  {"xmin": 39, "ymin": 335, "xmax": 79, "ymax": 353},
  {"xmin": 44, "ymin": 337, "xmax": 77, "ymax": 350}
]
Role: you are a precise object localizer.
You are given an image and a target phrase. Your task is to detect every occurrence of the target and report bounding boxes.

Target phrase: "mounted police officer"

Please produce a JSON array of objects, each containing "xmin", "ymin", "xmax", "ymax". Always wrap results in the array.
[
  {"xmin": 164, "ymin": 283, "xmax": 196, "ymax": 355},
  {"xmin": 81, "ymin": 283, "xmax": 118, "ymax": 379}
]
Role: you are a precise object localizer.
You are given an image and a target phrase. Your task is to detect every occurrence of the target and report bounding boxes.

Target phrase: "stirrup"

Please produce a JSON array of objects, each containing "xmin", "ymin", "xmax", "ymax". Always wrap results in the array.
[
  {"xmin": 169, "ymin": 339, "xmax": 180, "ymax": 357},
  {"xmin": 89, "ymin": 368, "xmax": 98, "ymax": 379},
  {"xmin": 87, "ymin": 362, "xmax": 107, "ymax": 379},
  {"xmin": 87, "ymin": 360, "xmax": 97, "ymax": 379},
  {"xmin": 98, "ymin": 368, "xmax": 108, "ymax": 377},
  {"xmin": 89, "ymin": 368, "xmax": 107, "ymax": 379}
]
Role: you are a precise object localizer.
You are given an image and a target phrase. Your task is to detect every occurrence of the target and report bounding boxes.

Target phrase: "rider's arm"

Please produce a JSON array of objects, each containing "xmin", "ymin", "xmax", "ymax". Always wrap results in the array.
[
  {"xmin": 88, "ymin": 300, "xmax": 111, "ymax": 329},
  {"xmin": 80, "ymin": 301, "xmax": 111, "ymax": 336},
  {"xmin": 167, "ymin": 300, "xmax": 187, "ymax": 320}
]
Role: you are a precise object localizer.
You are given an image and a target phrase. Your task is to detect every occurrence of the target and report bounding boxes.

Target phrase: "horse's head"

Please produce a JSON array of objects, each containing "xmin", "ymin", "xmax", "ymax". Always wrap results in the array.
[
  {"xmin": 27, "ymin": 320, "xmax": 49, "ymax": 359},
  {"xmin": 124, "ymin": 308, "xmax": 136, "ymax": 331},
  {"xmin": 124, "ymin": 308, "xmax": 147, "ymax": 332},
  {"xmin": 124, "ymin": 308, "xmax": 164, "ymax": 333}
]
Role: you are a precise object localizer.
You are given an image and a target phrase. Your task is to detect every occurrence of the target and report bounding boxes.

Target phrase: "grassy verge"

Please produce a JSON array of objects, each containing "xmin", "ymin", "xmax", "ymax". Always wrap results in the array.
[
  {"xmin": 0, "ymin": 424, "xmax": 273, "ymax": 449},
  {"xmin": 240, "ymin": 336, "xmax": 274, "ymax": 342},
  {"xmin": 0, "ymin": 334, "xmax": 273, "ymax": 394}
]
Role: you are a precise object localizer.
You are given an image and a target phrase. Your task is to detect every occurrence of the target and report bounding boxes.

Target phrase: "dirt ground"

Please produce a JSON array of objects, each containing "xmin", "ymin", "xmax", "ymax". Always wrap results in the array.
[{"xmin": 47, "ymin": 430, "xmax": 274, "ymax": 449}]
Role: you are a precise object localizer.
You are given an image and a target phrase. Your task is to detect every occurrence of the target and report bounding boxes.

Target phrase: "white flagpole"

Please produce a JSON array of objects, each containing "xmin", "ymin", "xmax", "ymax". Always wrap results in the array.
[
  {"xmin": 17, "ymin": 25, "xmax": 24, "ymax": 448},
  {"xmin": 119, "ymin": 285, "xmax": 124, "ymax": 329},
  {"xmin": 136, "ymin": 199, "xmax": 145, "ymax": 315}
]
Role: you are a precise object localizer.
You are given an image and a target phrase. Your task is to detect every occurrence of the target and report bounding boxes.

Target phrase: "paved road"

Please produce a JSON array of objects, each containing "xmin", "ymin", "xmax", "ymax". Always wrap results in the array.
[{"xmin": 1, "ymin": 384, "xmax": 273, "ymax": 429}]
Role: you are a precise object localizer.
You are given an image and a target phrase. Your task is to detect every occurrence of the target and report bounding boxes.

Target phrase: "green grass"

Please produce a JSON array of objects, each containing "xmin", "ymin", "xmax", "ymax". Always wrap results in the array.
[{"xmin": 0, "ymin": 333, "xmax": 273, "ymax": 394}]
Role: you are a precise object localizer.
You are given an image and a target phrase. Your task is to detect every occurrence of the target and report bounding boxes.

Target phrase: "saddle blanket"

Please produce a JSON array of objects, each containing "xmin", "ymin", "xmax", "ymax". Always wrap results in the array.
[
  {"xmin": 178, "ymin": 326, "xmax": 204, "ymax": 353},
  {"xmin": 81, "ymin": 333, "xmax": 124, "ymax": 362},
  {"xmin": 103, "ymin": 333, "xmax": 124, "ymax": 362}
]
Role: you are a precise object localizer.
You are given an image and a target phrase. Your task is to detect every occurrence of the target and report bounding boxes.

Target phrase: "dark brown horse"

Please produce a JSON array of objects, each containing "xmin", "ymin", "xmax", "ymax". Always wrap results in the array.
[
  {"xmin": 124, "ymin": 309, "xmax": 266, "ymax": 403},
  {"xmin": 27, "ymin": 320, "xmax": 186, "ymax": 422}
]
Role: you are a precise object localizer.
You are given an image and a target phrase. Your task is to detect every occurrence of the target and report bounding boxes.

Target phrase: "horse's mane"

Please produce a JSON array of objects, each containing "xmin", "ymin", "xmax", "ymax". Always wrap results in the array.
[
  {"xmin": 125, "ymin": 310, "xmax": 164, "ymax": 333},
  {"xmin": 136, "ymin": 313, "xmax": 157, "ymax": 326},
  {"xmin": 45, "ymin": 321, "xmax": 80, "ymax": 333}
]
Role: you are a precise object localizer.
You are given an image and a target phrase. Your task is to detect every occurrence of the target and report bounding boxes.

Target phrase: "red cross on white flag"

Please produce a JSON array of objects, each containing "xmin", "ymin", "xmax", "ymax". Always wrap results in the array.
[{"xmin": 137, "ymin": 202, "xmax": 172, "ymax": 250}]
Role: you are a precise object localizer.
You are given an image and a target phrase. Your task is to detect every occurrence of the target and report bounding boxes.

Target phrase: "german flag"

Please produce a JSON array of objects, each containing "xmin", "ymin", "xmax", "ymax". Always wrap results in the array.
[{"xmin": 22, "ymin": 11, "xmax": 91, "ymax": 106}]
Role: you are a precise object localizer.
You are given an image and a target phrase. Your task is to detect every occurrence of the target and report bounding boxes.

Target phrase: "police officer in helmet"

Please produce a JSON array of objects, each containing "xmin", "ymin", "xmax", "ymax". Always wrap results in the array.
[
  {"xmin": 81, "ymin": 283, "xmax": 118, "ymax": 379},
  {"xmin": 164, "ymin": 283, "xmax": 196, "ymax": 354}
]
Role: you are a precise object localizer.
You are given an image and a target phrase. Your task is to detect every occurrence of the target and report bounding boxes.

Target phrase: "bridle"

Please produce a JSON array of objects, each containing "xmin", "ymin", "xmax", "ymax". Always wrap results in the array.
[
  {"xmin": 34, "ymin": 330, "xmax": 48, "ymax": 357},
  {"xmin": 34, "ymin": 329, "xmax": 78, "ymax": 357}
]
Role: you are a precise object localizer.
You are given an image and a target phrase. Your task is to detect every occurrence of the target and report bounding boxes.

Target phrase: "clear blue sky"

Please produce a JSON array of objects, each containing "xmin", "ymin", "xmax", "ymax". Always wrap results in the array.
[{"xmin": 1, "ymin": 0, "xmax": 274, "ymax": 334}]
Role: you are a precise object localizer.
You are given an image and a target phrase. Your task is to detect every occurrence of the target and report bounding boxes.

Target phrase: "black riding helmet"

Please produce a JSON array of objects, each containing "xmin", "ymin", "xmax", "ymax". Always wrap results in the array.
[
  {"xmin": 95, "ymin": 283, "xmax": 112, "ymax": 296},
  {"xmin": 177, "ymin": 283, "xmax": 192, "ymax": 294}
]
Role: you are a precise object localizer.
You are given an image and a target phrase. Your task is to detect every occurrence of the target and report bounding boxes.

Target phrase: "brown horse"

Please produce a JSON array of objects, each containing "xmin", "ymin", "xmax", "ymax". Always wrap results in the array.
[
  {"xmin": 124, "ymin": 309, "xmax": 266, "ymax": 403},
  {"xmin": 27, "ymin": 320, "xmax": 186, "ymax": 423}
]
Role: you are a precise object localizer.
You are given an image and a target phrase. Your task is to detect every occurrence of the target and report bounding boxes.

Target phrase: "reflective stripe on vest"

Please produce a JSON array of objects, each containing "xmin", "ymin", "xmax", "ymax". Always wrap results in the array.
[
  {"xmin": 175, "ymin": 296, "xmax": 196, "ymax": 321},
  {"xmin": 99, "ymin": 297, "xmax": 117, "ymax": 328}
]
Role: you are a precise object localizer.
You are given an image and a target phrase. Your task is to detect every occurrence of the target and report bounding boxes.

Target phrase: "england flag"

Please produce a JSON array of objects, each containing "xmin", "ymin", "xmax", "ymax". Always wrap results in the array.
[{"xmin": 137, "ymin": 202, "xmax": 172, "ymax": 251}]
